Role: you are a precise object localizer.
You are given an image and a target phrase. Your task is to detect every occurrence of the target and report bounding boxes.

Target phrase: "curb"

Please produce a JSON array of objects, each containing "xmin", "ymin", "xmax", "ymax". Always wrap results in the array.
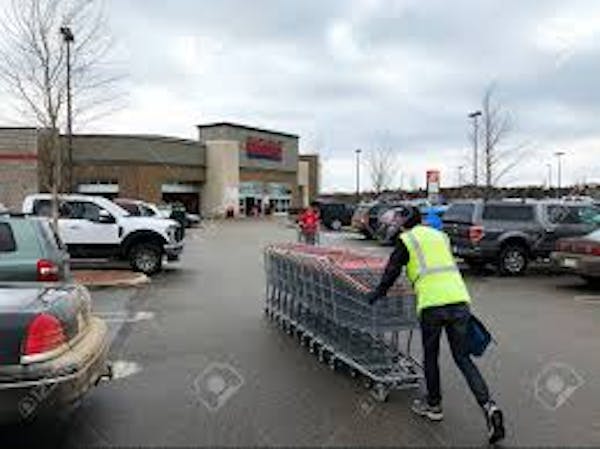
[{"xmin": 72, "ymin": 271, "xmax": 150, "ymax": 289}]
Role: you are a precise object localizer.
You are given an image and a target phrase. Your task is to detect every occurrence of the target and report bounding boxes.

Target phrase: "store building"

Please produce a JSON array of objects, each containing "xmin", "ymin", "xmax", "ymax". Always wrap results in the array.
[{"xmin": 0, "ymin": 123, "xmax": 319, "ymax": 216}]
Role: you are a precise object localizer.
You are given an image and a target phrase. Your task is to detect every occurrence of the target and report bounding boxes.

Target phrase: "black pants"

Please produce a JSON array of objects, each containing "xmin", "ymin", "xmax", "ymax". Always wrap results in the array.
[{"xmin": 420, "ymin": 303, "xmax": 490, "ymax": 407}]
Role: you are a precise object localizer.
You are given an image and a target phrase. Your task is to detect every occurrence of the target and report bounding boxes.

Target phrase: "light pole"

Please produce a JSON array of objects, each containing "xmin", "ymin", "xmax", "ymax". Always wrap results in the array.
[
  {"xmin": 60, "ymin": 26, "xmax": 74, "ymax": 192},
  {"xmin": 546, "ymin": 163, "xmax": 552, "ymax": 192},
  {"xmin": 355, "ymin": 149, "xmax": 362, "ymax": 204},
  {"xmin": 457, "ymin": 165, "xmax": 464, "ymax": 187},
  {"xmin": 468, "ymin": 110, "xmax": 482, "ymax": 187},
  {"xmin": 554, "ymin": 151, "xmax": 565, "ymax": 198}
]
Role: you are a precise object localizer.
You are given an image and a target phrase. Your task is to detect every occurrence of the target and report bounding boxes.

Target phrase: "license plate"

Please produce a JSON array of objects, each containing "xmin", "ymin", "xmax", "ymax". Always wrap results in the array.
[{"xmin": 562, "ymin": 258, "xmax": 578, "ymax": 268}]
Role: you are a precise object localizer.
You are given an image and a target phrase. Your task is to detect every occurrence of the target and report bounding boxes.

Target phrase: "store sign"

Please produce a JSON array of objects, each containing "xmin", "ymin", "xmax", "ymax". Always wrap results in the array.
[
  {"xmin": 426, "ymin": 170, "xmax": 441, "ymax": 203},
  {"xmin": 246, "ymin": 137, "xmax": 283, "ymax": 161}
]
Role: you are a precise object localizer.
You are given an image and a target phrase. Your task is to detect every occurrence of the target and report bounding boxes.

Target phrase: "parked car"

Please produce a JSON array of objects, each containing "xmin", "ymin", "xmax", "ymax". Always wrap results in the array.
[
  {"xmin": 0, "ymin": 282, "xmax": 111, "ymax": 423},
  {"xmin": 352, "ymin": 201, "xmax": 401, "ymax": 239},
  {"xmin": 551, "ymin": 229, "xmax": 600, "ymax": 285},
  {"xmin": 374, "ymin": 206, "xmax": 411, "ymax": 245},
  {"xmin": 114, "ymin": 198, "xmax": 163, "ymax": 218},
  {"xmin": 443, "ymin": 200, "xmax": 599, "ymax": 275},
  {"xmin": 23, "ymin": 194, "xmax": 184, "ymax": 275},
  {"xmin": 316, "ymin": 201, "xmax": 355, "ymax": 231},
  {"xmin": 0, "ymin": 215, "xmax": 70, "ymax": 282}
]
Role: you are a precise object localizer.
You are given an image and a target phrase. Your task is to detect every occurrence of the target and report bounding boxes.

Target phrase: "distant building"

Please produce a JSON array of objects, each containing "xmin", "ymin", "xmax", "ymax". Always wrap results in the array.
[{"xmin": 0, "ymin": 122, "xmax": 320, "ymax": 216}]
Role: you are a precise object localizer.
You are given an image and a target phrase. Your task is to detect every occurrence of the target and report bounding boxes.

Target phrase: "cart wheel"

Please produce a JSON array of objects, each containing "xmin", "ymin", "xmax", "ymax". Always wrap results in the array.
[
  {"xmin": 349, "ymin": 369, "xmax": 358, "ymax": 378},
  {"xmin": 363, "ymin": 378, "xmax": 373, "ymax": 389},
  {"xmin": 317, "ymin": 349, "xmax": 325, "ymax": 363},
  {"xmin": 328, "ymin": 358, "xmax": 336, "ymax": 371},
  {"xmin": 371, "ymin": 384, "xmax": 390, "ymax": 403}
]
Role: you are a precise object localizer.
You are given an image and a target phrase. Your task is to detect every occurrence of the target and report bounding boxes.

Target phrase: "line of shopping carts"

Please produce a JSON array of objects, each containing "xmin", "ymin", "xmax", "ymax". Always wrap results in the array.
[{"xmin": 264, "ymin": 243, "xmax": 423, "ymax": 401}]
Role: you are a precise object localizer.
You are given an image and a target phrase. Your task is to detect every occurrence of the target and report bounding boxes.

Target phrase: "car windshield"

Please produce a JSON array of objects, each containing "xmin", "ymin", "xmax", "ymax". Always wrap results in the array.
[{"xmin": 547, "ymin": 205, "xmax": 600, "ymax": 225}]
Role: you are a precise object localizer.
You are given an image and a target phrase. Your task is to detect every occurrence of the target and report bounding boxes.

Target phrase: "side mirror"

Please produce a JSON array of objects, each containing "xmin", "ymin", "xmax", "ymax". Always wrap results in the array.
[{"xmin": 97, "ymin": 210, "xmax": 116, "ymax": 224}]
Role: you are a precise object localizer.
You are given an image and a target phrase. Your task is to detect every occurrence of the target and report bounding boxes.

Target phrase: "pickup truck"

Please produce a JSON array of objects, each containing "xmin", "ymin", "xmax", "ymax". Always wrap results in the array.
[{"xmin": 23, "ymin": 194, "xmax": 184, "ymax": 275}]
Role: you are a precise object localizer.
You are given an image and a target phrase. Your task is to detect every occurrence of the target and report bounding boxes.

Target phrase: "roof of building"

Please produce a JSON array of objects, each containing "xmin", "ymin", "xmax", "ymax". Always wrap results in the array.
[
  {"xmin": 197, "ymin": 122, "xmax": 299, "ymax": 139},
  {"xmin": 68, "ymin": 133, "xmax": 202, "ymax": 146}
]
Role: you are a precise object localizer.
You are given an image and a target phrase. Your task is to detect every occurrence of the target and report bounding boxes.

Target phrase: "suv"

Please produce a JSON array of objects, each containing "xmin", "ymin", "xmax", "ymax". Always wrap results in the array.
[
  {"xmin": 316, "ymin": 201, "xmax": 355, "ymax": 231},
  {"xmin": 0, "ymin": 216, "xmax": 70, "ymax": 282},
  {"xmin": 443, "ymin": 200, "xmax": 599, "ymax": 275},
  {"xmin": 23, "ymin": 194, "xmax": 184, "ymax": 275},
  {"xmin": 352, "ymin": 201, "xmax": 402, "ymax": 239}
]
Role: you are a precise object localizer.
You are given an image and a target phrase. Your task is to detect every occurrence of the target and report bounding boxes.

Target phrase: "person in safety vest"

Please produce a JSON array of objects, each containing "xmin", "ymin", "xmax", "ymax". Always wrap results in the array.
[{"xmin": 367, "ymin": 206, "xmax": 505, "ymax": 445}]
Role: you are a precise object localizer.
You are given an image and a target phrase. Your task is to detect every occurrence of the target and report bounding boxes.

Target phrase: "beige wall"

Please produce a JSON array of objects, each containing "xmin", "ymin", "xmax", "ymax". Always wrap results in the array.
[
  {"xmin": 203, "ymin": 140, "xmax": 240, "ymax": 217},
  {"xmin": 298, "ymin": 160, "xmax": 310, "ymax": 207}
]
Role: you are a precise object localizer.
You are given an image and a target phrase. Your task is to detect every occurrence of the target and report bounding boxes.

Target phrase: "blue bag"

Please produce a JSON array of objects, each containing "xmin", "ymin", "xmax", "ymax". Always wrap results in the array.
[{"xmin": 467, "ymin": 314, "xmax": 493, "ymax": 357}]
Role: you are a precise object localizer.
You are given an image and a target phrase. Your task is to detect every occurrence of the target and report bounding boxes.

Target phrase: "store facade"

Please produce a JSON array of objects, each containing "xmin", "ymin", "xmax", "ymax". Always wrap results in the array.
[{"xmin": 0, "ymin": 123, "xmax": 319, "ymax": 216}]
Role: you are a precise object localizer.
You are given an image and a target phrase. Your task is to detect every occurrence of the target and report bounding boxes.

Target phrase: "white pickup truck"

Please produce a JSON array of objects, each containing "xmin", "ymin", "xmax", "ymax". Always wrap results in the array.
[{"xmin": 23, "ymin": 194, "xmax": 184, "ymax": 275}]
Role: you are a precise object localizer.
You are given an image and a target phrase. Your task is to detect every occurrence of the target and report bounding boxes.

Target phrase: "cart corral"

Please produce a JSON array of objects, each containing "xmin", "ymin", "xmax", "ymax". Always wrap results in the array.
[{"xmin": 264, "ymin": 243, "xmax": 423, "ymax": 402}]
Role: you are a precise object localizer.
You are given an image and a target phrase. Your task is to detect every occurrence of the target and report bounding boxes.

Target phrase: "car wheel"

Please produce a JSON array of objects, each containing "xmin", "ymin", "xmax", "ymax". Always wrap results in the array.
[
  {"xmin": 498, "ymin": 244, "xmax": 528, "ymax": 276},
  {"xmin": 130, "ymin": 244, "xmax": 163, "ymax": 275},
  {"xmin": 330, "ymin": 219, "xmax": 342, "ymax": 231},
  {"xmin": 581, "ymin": 275, "xmax": 600, "ymax": 287}
]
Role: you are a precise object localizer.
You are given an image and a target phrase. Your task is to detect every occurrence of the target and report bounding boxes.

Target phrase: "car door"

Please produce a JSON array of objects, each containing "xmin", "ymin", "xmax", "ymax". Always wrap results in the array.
[
  {"xmin": 59, "ymin": 201, "xmax": 120, "ymax": 258},
  {"xmin": 542, "ymin": 204, "xmax": 600, "ymax": 252}
]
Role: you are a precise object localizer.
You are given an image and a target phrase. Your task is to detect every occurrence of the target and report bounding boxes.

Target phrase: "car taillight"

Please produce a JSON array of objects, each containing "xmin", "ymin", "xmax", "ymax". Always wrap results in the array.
[
  {"xmin": 23, "ymin": 314, "xmax": 66, "ymax": 356},
  {"xmin": 556, "ymin": 241, "xmax": 569, "ymax": 252},
  {"xmin": 586, "ymin": 245, "xmax": 600, "ymax": 256},
  {"xmin": 37, "ymin": 259, "xmax": 59, "ymax": 282},
  {"xmin": 469, "ymin": 225, "xmax": 485, "ymax": 243}
]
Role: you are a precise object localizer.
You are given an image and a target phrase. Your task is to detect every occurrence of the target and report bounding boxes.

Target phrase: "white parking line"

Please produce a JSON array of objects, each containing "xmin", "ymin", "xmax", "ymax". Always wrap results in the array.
[
  {"xmin": 574, "ymin": 295, "xmax": 600, "ymax": 304},
  {"xmin": 95, "ymin": 310, "xmax": 155, "ymax": 323}
]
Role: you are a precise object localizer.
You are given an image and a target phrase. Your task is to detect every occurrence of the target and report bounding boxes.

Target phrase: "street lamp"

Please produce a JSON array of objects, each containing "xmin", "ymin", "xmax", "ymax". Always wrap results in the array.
[
  {"xmin": 554, "ymin": 151, "xmax": 566, "ymax": 198},
  {"xmin": 457, "ymin": 165, "xmax": 464, "ymax": 187},
  {"xmin": 546, "ymin": 163, "xmax": 552, "ymax": 192},
  {"xmin": 468, "ymin": 110, "xmax": 482, "ymax": 187},
  {"xmin": 60, "ymin": 26, "xmax": 74, "ymax": 192},
  {"xmin": 355, "ymin": 149, "xmax": 362, "ymax": 204}
]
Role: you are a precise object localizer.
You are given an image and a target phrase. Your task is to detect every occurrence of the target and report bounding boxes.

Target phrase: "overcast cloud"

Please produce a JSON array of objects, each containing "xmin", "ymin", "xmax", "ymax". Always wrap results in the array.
[{"xmin": 2, "ymin": 0, "xmax": 600, "ymax": 191}]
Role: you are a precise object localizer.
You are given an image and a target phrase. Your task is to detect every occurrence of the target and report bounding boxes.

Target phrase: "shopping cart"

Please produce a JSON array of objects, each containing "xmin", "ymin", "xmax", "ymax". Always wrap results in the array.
[{"xmin": 264, "ymin": 244, "xmax": 423, "ymax": 402}]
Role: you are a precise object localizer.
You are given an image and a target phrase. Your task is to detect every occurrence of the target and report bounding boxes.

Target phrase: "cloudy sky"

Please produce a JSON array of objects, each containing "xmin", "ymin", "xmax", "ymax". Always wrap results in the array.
[{"xmin": 3, "ymin": 0, "xmax": 600, "ymax": 191}]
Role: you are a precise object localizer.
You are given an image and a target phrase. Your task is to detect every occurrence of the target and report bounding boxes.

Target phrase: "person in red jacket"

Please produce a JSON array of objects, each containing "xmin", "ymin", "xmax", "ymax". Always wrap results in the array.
[{"xmin": 298, "ymin": 203, "xmax": 320, "ymax": 245}]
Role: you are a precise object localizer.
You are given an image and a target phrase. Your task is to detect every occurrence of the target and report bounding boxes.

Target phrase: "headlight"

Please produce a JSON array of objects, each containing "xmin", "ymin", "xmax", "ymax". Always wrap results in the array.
[{"xmin": 166, "ymin": 225, "xmax": 178, "ymax": 242}]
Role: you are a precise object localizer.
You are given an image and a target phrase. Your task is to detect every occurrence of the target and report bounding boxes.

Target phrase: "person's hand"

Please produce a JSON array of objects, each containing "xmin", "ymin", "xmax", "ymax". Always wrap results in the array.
[{"xmin": 366, "ymin": 291, "xmax": 380, "ymax": 305}]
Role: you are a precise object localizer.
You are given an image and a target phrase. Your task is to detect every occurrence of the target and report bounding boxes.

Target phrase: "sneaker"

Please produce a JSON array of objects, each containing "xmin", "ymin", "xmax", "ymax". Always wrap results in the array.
[
  {"xmin": 411, "ymin": 399, "xmax": 444, "ymax": 421},
  {"xmin": 484, "ymin": 402, "xmax": 505, "ymax": 444}
]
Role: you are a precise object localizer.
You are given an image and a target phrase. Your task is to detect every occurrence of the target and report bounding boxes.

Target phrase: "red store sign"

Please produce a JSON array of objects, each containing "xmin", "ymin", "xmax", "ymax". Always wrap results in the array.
[{"xmin": 246, "ymin": 137, "xmax": 283, "ymax": 161}]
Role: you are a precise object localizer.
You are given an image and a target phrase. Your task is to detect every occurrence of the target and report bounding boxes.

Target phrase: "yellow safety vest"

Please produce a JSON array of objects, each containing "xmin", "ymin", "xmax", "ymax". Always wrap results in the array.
[{"xmin": 400, "ymin": 225, "xmax": 471, "ymax": 315}]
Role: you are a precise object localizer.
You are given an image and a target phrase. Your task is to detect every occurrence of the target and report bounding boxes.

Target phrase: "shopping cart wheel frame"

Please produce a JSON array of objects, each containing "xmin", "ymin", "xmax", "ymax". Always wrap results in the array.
[{"xmin": 371, "ymin": 383, "xmax": 390, "ymax": 403}]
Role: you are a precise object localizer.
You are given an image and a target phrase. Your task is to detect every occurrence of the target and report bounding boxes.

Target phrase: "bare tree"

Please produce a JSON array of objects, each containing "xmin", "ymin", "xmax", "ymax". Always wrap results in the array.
[
  {"xmin": 479, "ymin": 85, "xmax": 528, "ymax": 198},
  {"xmin": 367, "ymin": 147, "xmax": 398, "ymax": 195},
  {"xmin": 0, "ymin": 0, "xmax": 123, "ymax": 192}
]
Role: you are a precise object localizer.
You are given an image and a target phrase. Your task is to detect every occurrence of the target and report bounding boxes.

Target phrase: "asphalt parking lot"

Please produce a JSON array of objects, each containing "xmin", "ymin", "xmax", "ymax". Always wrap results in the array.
[{"xmin": 2, "ymin": 220, "xmax": 600, "ymax": 447}]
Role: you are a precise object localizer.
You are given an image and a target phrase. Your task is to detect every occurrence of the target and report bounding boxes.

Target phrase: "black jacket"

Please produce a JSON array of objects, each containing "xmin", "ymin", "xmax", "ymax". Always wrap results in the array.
[{"xmin": 372, "ymin": 238, "xmax": 411, "ymax": 299}]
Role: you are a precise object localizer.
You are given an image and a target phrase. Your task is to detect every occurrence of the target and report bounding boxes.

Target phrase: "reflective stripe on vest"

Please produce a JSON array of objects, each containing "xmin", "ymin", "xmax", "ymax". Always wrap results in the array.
[{"xmin": 404, "ymin": 231, "xmax": 459, "ymax": 282}]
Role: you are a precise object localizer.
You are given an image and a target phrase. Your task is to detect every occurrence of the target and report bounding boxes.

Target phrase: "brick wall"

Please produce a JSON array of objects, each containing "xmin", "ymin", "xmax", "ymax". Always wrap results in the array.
[
  {"xmin": 73, "ymin": 163, "xmax": 205, "ymax": 204},
  {"xmin": 0, "ymin": 128, "xmax": 39, "ymax": 210}
]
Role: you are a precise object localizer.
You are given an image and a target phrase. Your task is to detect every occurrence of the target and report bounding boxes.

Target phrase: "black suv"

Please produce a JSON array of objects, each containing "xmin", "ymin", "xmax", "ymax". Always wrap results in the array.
[
  {"xmin": 316, "ymin": 201, "xmax": 355, "ymax": 231},
  {"xmin": 443, "ymin": 200, "xmax": 599, "ymax": 275}
]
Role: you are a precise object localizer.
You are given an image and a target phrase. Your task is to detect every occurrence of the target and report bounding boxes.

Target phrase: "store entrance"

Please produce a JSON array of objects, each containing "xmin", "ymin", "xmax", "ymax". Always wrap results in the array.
[{"xmin": 243, "ymin": 197, "xmax": 263, "ymax": 216}]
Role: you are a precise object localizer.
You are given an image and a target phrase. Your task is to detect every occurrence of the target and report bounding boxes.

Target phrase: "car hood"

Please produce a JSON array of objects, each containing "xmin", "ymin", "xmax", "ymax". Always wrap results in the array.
[{"xmin": 120, "ymin": 216, "xmax": 179, "ymax": 229}]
